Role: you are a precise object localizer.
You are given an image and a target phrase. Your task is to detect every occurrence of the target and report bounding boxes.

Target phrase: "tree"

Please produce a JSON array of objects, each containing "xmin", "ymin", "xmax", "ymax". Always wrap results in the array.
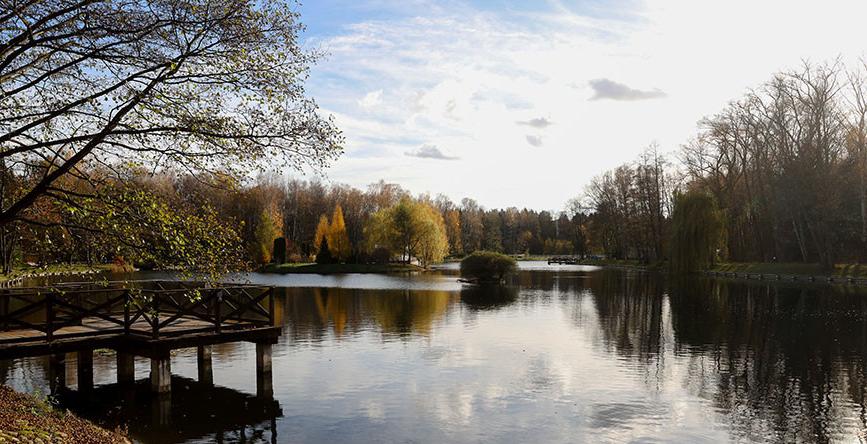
[
  {"xmin": 273, "ymin": 237, "xmax": 287, "ymax": 264},
  {"xmin": 669, "ymin": 190, "xmax": 724, "ymax": 274},
  {"xmin": 328, "ymin": 205, "xmax": 352, "ymax": 262},
  {"xmin": 365, "ymin": 197, "xmax": 449, "ymax": 267},
  {"xmin": 313, "ymin": 215, "xmax": 329, "ymax": 257},
  {"xmin": 444, "ymin": 209, "xmax": 463, "ymax": 256},
  {"xmin": 0, "ymin": 0, "xmax": 342, "ymax": 257},
  {"xmin": 316, "ymin": 237, "xmax": 333, "ymax": 264}
]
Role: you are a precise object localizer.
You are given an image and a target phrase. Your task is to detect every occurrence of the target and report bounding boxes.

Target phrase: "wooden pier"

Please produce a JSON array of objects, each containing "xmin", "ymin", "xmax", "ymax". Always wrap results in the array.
[
  {"xmin": 0, "ymin": 281, "xmax": 281, "ymax": 397},
  {"xmin": 547, "ymin": 256, "xmax": 581, "ymax": 265}
]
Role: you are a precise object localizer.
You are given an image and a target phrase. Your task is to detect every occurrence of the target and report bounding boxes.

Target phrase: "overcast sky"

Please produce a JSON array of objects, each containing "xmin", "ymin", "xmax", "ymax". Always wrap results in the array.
[{"xmin": 297, "ymin": 0, "xmax": 867, "ymax": 211}]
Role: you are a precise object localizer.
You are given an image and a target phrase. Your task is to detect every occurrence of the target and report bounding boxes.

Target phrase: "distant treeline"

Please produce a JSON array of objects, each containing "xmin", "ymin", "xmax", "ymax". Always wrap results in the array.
[
  {"xmin": 0, "ymin": 168, "xmax": 590, "ymax": 271},
  {"xmin": 270, "ymin": 179, "xmax": 589, "ymax": 263},
  {"xmin": 582, "ymin": 61, "xmax": 867, "ymax": 268}
]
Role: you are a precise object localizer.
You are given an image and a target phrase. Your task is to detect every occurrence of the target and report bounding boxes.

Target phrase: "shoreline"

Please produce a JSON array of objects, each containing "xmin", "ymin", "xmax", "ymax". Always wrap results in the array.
[
  {"xmin": 0, "ymin": 385, "xmax": 128, "ymax": 443},
  {"xmin": 259, "ymin": 263, "xmax": 425, "ymax": 275}
]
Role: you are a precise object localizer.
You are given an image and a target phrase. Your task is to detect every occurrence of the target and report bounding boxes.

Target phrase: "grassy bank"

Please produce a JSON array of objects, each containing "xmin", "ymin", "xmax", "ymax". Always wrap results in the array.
[
  {"xmin": 711, "ymin": 262, "xmax": 867, "ymax": 278},
  {"xmin": 0, "ymin": 385, "xmax": 128, "ymax": 443},
  {"xmin": 260, "ymin": 263, "xmax": 424, "ymax": 274},
  {"xmin": 0, "ymin": 264, "xmax": 113, "ymax": 284}
]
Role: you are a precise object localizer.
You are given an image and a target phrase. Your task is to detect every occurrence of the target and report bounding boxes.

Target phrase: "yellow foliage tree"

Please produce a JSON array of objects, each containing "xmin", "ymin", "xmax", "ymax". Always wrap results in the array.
[
  {"xmin": 328, "ymin": 204, "xmax": 352, "ymax": 262},
  {"xmin": 253, "ymin": 209, "xmax": 280, "ymax": 264},
  {"xmin": 313, "ymin": 214, "xmax": 330, "ymax": 257},
  {"xmin": 365, "ymin": 197, "xmax": 449, "ymax": 267}
]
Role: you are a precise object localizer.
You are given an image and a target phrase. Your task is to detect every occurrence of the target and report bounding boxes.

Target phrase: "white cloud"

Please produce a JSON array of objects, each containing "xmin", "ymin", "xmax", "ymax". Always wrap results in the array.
[
  {"xmin": 405, "ymin": 144, "xmax": 460, "ymax": 160},
  {"xmin": 306, "ymin": 0, "xmax": 867, "ymax": 210},
  {"xmin": 358, "ymin": 89, "xmax": 383, "ymax": 109},
  {"xmin": 525, "ymin": 135, "xmax": 543, "ymax": 147},
  {"xmin": 588, "ymin": 79, "xmax": 665, "ymax": 101},
  {"xmin": 518, "ymin": 117, "xmax": 553, "ymax": 128}
]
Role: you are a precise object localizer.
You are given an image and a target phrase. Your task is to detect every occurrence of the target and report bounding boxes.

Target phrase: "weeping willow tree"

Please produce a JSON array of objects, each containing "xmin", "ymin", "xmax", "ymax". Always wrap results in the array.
[{"xmin": 669, "ymin": 190, "xmax": 725, "ymax": 274}]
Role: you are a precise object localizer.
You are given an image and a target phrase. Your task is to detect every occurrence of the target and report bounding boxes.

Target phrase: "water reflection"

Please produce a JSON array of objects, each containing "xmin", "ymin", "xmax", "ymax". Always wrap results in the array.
[
  {"xmin": 668, "ymin": 278, "xmax": 867, "ymax": 442},
  {"xmin": 279, "ymin": 287, "xmax": 457, "ymax": 340},
  {"xmin": 57, "ymin": 376, "xmax": 281, "ymax": 443},
  {"xmin": 459, "ymin": 285, "xmax": 518, "ymax": 311},
  {"xmin": 4, "ymin": 267, "xmax": 867, "ymax": 443}
]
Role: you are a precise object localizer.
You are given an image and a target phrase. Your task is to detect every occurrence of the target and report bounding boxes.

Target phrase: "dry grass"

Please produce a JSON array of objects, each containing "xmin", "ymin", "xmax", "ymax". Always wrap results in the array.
[{"xmin": 0, "ymin": 385, "xmax": 128, "ymax": 444}]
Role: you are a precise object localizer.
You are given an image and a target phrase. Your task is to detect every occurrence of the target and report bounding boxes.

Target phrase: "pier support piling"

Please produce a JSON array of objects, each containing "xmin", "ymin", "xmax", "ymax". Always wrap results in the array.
[
  {"xmin": 256, "ymin": 343, "xmax": 273, "ymax": 399},
  {"xmin": 197, "ymin": 345, "xmax": 213, "ymax": 386},
  {"xmin": 77, "ymin": 349, "xmax": 93, "ymax": 391},
  {"xmin": 150, "ymin": 355, "xmax": 171, "ymax": 394},
  {"xmin": 117, "ymin": 351, "xmax": 135, "ymax": 385},
  {"xmin": 47, "ymin": 353, "xmax": 66, "ymax": 393}
]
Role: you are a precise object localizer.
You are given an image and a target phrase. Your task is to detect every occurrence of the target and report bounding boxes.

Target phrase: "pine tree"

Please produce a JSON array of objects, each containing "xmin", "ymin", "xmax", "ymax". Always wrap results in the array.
[{"xmin": 316, "ymin": 237, "xmax": 334, "ymax": 264}]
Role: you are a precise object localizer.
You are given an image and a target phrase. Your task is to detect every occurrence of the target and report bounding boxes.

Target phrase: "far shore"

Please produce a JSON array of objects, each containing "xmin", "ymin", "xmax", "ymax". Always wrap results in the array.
[{"xmin": 259, "ymin": 263, "xmax": 425, "ymax": 275}]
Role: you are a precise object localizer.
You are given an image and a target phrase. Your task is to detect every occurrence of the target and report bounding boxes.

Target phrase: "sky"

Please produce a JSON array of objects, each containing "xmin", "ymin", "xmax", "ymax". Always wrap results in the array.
[{"xmin": 296, "ymin": 0, "xmax": 867, "ymax": 211}]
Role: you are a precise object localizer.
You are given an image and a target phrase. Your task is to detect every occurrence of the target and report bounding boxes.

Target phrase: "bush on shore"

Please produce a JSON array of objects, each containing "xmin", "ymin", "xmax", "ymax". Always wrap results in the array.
[{"xmin": 460, "ymin": 251, "xmax": 517, "ymax": 283}]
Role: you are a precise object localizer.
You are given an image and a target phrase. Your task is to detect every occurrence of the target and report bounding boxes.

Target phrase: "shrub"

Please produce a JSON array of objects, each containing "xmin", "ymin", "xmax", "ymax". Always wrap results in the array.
[{"xmin": 459, "ymin": 251, "xmax": 517, "ymax": 283}]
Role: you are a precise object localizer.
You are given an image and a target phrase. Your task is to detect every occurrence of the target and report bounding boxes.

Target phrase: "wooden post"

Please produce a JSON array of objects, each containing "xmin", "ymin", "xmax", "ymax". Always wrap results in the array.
[
  {"xmin": 47, "ymin": 353, "xmax": 66, "ymax": 394},
  {"xmin": 117, "ymin": 351, "xmax": 135, "ymax": 385},
  {"xmin": 214, "ymin": 290, "xmax": 222, "ymax": 333},
  {"xmin": 45, "ymin": 293, "xmax": 55, "ymax": 342},
  {"xmin": 77, "ymin": 349, "xmax": 93, "ymax": 391},
  {"xmin": 152, "ymin": 295, "xmax": 160, "ymax": 339},
  {"xmin": 152, "ymin": 393, "xmax": 172, "ymax": 427},
  {"xmin": 123, "ymin": 290, "xmax": 131, "ymax": 335},
  {"xmin": 255, "ymin": 343, "xmax": 273, "ymax": 399},
  {"xmin": 268, "ymin": 289, "xmax": 275, "ymax": 326},
  {"xmin": 197, "ymin": 345, "xmax": 213, "ymax": 386},
  {"xmin": 150, "ymin": 355, "xmax": 171, "ymax": 394}
]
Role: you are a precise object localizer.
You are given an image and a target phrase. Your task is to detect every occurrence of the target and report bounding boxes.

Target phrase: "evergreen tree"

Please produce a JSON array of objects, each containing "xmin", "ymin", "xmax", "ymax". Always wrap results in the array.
[
  {"xmin": 272, "ymin": 237, "xmax": 287, "ymax": 264},
  {"xmin": 316, "ymin": 238, "xmax": 334, "ymax": 264}
]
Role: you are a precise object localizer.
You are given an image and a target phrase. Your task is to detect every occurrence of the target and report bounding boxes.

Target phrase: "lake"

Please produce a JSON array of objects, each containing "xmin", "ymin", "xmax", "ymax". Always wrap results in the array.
[{"xmin": 3, "ymin": 262, "xmax": 867, "ymax": 443}]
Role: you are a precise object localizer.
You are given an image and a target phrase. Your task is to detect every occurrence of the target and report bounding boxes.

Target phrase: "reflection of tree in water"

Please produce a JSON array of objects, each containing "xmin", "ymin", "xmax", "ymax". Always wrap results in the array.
[
  {"xmin": 586, "ymin": 271, "xmax": 667, "ymax": 362},
  {"xmin": 459, "ymin": 284, "xmax": 518, "ymax": 311},
  {"xmin": 668, "ymin": 278, "xmax": 867, "ymax": 442},
  {"xmin": 511, "ymin": 270, "xmax": 587, "ymax": 294},
  {"xmin": 279, "ymin": 287, "xmax": 456, "ymax": 340},
  {"xmin": 577, "ymin": 272, "xmax": 867, "ymax": 441}
]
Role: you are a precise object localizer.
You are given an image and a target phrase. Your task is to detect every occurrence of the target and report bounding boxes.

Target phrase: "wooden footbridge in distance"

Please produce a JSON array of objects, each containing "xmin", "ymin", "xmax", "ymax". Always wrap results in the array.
[{"xmin": 0, "ymin": 280, "xmax": 281, "ymax": 398}]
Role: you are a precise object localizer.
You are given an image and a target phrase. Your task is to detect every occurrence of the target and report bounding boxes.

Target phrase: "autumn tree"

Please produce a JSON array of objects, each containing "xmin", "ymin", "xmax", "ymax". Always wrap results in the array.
[
  {"xmin": 328, "ymin": 204, "xmax": 352, "ymax": 262},
  {"xmin": 313, "ymin": 215, "xmax": 330, "ymax": 258},
  {"xmin": 365, "ymin": 197, "xmax": 448, "ymax": 267},
  {"xmin": 0, "ymin": 0, "xmax": 342, "ymax": 271}
]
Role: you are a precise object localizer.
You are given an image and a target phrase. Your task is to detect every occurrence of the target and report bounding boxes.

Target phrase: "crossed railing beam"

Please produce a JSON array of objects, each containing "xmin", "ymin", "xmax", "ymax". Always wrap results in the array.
[{"xmin": 0, "ymin": 283, "xmax": 275, "ymax": 343}]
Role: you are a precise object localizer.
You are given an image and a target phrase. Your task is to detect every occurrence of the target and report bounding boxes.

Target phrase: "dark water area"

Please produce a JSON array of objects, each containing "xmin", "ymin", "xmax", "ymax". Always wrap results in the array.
[{"xmin": 4, "ymin": 263, "xmax": 867, "ymax": 443}]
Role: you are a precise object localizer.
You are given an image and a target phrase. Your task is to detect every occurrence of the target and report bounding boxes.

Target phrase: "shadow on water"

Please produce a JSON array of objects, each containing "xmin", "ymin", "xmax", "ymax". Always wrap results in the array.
[
  {"xmin": 57, "ymin": 376, "xmax": 281, "ymax": 443},
  {"xmin": 458, "ymin": 284, "xmax": 518, "ymax": 311}
]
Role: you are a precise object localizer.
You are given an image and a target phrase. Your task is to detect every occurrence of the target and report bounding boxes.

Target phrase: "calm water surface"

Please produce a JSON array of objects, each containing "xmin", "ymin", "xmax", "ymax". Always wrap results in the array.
[{"xmin": 4, "ymin": 262, "xmax": 867, "ymax": 443}]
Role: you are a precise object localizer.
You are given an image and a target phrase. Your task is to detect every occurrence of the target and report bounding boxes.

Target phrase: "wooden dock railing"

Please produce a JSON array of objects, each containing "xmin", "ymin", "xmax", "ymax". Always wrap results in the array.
[{"xmin": 0, "ymin": 282, "xmax": 275, "ymax": 344}]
